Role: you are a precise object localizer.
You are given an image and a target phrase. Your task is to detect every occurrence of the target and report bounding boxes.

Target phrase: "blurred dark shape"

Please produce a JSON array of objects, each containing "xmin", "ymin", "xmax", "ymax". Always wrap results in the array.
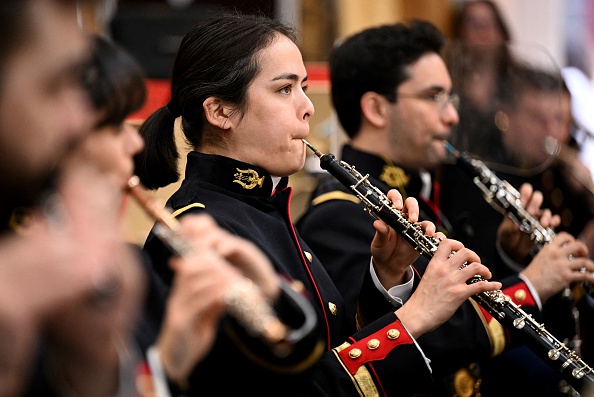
[{"xmin": 110, "ymin": 1, "xmax": 274, "ymax": 78}]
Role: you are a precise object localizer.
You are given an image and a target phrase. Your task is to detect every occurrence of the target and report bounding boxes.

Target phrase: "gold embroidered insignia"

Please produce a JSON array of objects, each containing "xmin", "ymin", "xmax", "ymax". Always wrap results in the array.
[
  {"xmin": 379, "ymin": 165, "xmax": 409, "ymax": 188},
  {"xmin": 233, "ymin": 168, "xmax": 265, "ymax": 189}
]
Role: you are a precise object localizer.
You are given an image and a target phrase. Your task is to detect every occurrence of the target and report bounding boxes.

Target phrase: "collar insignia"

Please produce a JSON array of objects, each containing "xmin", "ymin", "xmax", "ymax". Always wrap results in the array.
[
  {"xmin": 379, "ymin": 165, "xmax": 409, "ymax": 188},
  {"xmin": 233, "ymin": 168, "xmax": 265, "ymax": 189}
]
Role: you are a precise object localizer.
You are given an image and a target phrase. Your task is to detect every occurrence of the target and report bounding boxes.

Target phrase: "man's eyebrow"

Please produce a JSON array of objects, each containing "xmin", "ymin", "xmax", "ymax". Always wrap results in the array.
[
  {"xmin": 422, "ymin": 84, "xmax": 448, "ymax": 93},
  {"xmin": 272, "ymin": 73, "xmax": 309, "ymax": 83}
]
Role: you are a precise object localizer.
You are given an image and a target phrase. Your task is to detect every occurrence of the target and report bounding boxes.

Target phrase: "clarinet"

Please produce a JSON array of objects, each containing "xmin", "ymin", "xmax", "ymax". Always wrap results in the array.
[
  {"xmin": 127, "ymin": 176, "xmax": 317, "ymax": 358},
  {"xmin": 444, "ymin": 142, "xmax": 594, "ymax": 395},
  {"xmin": 303, "ymin": 140, "xmax": 594, "ymax": 393},
  {"xmin": 444, "ymin": 142, "xmax": 594, "ymax": 297}
]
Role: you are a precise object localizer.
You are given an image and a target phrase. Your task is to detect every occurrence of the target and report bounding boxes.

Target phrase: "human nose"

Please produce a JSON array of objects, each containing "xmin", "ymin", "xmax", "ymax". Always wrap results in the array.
[
  {"xmin": 301, "ymin": 91, "xmax": 315, "ymax": 122},
  {"xmin": 441, "ymin": 98, "xmax": 460, "ymax": 125}
]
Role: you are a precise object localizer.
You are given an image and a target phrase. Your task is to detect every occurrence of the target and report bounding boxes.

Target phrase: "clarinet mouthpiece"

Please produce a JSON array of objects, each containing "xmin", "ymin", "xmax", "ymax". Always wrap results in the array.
[
  {"xmin": 444, "ymin": 141, "xmax": 460, "ymax": 158},
  {"xmin": 302, "ymin": 139, "xmax": 324, "ymax": 158}
]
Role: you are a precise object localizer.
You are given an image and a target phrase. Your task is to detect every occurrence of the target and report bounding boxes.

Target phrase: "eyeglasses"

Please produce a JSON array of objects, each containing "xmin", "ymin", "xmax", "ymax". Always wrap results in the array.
[{"xmin": 397, "ymin": 90, "xmax": 460, "ymax": 111}]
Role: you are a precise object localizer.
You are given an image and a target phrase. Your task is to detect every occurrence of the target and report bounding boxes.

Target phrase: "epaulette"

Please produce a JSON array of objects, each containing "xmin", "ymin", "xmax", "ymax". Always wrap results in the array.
[
  {"xmin": 312, "ymin": 191, "xmax": 360, "ymax": 207},
  {"xmin": 171, "ymin": 202, "xmax": 206, "ymax": 218}
]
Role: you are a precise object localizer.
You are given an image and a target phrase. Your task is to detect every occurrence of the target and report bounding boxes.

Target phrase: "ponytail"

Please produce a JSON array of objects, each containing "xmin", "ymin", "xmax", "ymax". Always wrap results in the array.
[{"xmin": 134, "ymin": 106, "xmax": 180, "ymax": 190}]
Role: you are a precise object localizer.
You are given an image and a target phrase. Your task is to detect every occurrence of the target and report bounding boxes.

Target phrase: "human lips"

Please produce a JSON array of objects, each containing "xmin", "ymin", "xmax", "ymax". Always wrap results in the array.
[{"xmin": 433, "ymin": 131, "xmax": 451, "ymax": 142}]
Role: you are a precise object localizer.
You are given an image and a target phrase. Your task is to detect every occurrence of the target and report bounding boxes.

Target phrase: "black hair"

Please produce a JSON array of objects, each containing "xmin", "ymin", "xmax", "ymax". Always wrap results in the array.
[
  {"xmin": 83, "ymin": 34, "xmax": 147, "ymax": 129},
  {"xmin": 329, "ymin": 20, "xmax": 444, "ymax": 139},
  {"xmin": 135, "ymin": 12, "xmax": 297, "ymax": 190}
]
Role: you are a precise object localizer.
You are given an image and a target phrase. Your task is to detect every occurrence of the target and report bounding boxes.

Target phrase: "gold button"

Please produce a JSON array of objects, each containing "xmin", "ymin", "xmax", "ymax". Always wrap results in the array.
[
  {"xmin": 367, "ymin": 339, "xmax": 380, "ymax": 350},
  {"xmin": 349, "ymin": 348, "xmax": 362, "ymax": 359},
  {"xmin": 514, "ymin": 289, "xmax": 526, "ymax": 302},
  {"xmin": 328, "ymin": 302, "xmax": 337, "ymax": 315},
  {"xmin": 453, "ymin": 367, "xmax": 476, "ymax": 397},
  {"xmin": 387, "ymin": 329, "xmax": 400, "ymax": 339},
  {"xmin": 304, "ymin": 251, "xmax": 313, "ymax": 262}
]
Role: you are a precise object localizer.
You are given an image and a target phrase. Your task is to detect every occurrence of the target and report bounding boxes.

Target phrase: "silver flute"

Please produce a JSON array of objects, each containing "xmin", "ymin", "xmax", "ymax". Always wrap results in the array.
[
  {"xmin": 303, "ymin": 140, "xmax": 594, "ymax": 392},
  {"xmin": 127, "ymin": 176, "xmax": 316, "ymax": 357}
]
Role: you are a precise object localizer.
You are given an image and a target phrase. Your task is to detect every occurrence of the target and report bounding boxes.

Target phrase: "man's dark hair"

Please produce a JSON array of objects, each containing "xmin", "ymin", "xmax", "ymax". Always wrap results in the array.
[{"xmin": 330, "ymin": 19, "xmax": 444, "ymax": 138}]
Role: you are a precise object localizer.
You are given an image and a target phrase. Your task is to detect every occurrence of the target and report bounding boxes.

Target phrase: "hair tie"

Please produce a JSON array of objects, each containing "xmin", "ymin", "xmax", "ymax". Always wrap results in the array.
[{"xmin": 166, "ymin": 99, "xmax": 181, "ymax": 117}]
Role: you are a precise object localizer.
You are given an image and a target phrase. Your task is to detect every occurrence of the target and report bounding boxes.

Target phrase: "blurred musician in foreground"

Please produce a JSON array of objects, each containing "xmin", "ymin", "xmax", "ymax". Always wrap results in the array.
[
  {"xmin": 16, "ymin": 32, "xmax": 289, "ymax": 396},
  {"xmin": 0, "ymin": 0, "xmax": 99, "ymax": 394}
]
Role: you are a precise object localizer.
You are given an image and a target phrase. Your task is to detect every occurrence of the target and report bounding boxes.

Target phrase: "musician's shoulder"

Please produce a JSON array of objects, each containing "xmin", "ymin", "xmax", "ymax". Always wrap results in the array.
[{"xmin": 308, "ymin": 173, "xmax": 356, "ymax": 206}]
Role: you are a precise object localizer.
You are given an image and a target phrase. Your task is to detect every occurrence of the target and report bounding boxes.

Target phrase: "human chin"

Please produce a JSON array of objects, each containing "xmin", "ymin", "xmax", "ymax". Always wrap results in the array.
[
  {"xmin": 294, "ymin": 155, "xmax": 307, "ymax": 173},
  {"xmin": 276, "ymin": 157, "xmax": 305, "ymax": 177}
]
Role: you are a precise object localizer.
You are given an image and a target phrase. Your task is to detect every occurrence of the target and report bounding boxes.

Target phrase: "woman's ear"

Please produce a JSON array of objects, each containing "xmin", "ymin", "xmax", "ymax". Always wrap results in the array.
[
  {"xmin": 203, "ymin": 97, "xmax": 233, "ymax": 129},
  {"xmin": 361, "ymin": 91, "xmax": 389, "ymax": 128}
]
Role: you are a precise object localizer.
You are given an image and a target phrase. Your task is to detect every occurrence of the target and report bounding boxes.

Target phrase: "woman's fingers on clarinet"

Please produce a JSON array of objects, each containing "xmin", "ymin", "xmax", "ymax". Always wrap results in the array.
[
  {"xmin": 403, "ymin": 197, "xmax": 419, "ymax": 222},
  {"xmin": 416, "ymin": 220, "xmax": 436, "ymax": 235},
  {"xmin": 386, "ymin": 189, "xmax": 403, "ymax": 209}
]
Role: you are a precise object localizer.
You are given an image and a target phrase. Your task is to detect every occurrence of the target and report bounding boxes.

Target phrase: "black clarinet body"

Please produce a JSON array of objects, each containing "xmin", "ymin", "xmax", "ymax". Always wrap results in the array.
[
  {"xmin": 303, "ymin": 141, "xmax": 594, "ymax": 393},
  {"xmin": 452, "ymin": 147, "xmax": 555, "ymax": 245},
  {"xmin": 448, "ymin": 145, "xmax": 594, "ymax": 297}
]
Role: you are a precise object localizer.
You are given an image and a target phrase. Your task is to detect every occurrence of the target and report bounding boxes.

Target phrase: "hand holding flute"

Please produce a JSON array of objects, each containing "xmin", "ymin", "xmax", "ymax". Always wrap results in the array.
[
  {"xmin": 155, "ymin": 214, "xmax": 284, "ymax": 385},
  {"xmin": 127, "ymin": 177, "xmax": 316, "ymax": 385}
]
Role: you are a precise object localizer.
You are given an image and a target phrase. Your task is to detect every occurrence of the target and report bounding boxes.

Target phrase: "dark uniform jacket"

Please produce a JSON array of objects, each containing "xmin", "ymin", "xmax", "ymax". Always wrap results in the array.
[
  {"xmin": 142, "ymin": 151, "xmax": 444, "ymax": 397},
  {"xmin": 296, "ymin": 144, "xmax": 548, "ymax": 396}
]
